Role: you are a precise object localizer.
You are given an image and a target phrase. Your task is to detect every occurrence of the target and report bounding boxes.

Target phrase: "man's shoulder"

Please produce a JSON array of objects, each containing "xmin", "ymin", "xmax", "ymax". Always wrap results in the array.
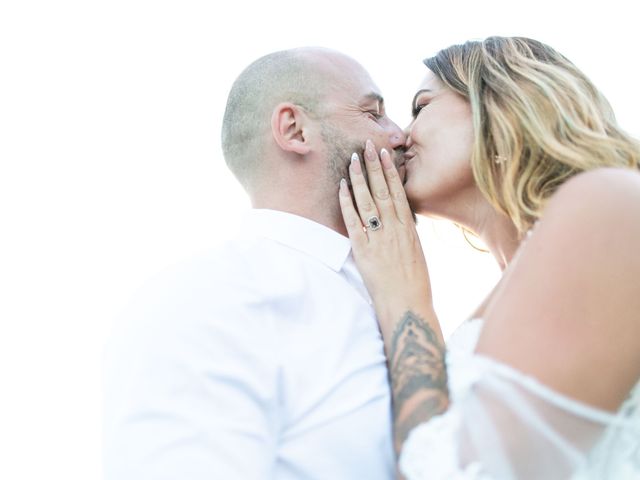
[
  {"xmin": 115, "ymin": 235, "xmax": 314, "ymax": 326},
  {"xmin": 108, "ymin": 240, "xmax": 272, "ymax": 352}
]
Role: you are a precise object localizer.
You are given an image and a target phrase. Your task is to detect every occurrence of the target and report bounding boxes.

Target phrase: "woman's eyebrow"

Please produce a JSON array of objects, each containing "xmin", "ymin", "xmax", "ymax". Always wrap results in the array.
[{"xmin": 411, "ymin": 89, "xmax": 433, "ymax": 109}]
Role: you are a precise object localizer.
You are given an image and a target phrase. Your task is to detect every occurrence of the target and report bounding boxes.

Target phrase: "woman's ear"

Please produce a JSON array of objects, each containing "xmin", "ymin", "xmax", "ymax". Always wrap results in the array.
[{"xmin": 271, "ymin": 102, "xmax": 312, "ymax": 155}]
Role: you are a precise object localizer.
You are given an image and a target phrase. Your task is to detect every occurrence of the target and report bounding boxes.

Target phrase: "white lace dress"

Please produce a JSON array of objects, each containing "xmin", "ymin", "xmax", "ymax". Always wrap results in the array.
[{"xmin": 400, "ymin": 319, "xmax": 640, "ymax": 480}]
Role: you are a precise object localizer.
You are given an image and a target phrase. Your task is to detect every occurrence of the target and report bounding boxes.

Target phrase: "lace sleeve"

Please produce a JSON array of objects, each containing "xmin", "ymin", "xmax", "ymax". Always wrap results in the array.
[{"xmin": 399, "ymin": 353, "xmax": 640, "ymax": 480}]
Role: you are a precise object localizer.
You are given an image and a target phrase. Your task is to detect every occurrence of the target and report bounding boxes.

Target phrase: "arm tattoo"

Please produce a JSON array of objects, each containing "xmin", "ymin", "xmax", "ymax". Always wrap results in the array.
[{"xmin": 388, "ymin": 311, "xmax": 449, "ymax": 454}]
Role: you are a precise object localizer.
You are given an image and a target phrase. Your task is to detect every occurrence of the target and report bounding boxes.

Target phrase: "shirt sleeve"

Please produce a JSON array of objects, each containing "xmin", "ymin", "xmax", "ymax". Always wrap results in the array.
[
  {"xmin": 104, "ymin": 283, "xmax": 281, "ymax": 480},
  {"xmin": 399, "ymin": 353, "xmax": 639, "ymax": 480}
]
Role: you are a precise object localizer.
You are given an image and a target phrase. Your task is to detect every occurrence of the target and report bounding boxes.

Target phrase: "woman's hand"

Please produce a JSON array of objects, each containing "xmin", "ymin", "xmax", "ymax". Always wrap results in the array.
[
  {"xmin": 338, "ymin": 139, "xmax": 434, "ymax": 332},
  {"xmin": 339, "ymin": 140, "xmax": 449, "ymax": 455}
]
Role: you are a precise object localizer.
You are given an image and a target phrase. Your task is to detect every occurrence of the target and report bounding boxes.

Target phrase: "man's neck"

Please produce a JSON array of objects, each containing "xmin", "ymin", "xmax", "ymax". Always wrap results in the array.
[{"xmin": 251, "ymin": 198, "xmax": 348, "ymax": 238}]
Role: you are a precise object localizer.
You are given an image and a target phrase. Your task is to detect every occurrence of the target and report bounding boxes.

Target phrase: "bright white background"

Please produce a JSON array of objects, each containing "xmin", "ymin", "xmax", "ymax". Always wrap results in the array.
[{"xmin": 1, "ymin": 0, "xmax": 638, "ymax": 478}]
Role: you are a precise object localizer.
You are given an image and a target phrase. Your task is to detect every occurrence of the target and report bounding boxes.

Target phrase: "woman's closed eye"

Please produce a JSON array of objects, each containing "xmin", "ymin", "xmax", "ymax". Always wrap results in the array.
[{"xmin": 412, "ymin": 102, "xmax": 428, "ymax": 117}]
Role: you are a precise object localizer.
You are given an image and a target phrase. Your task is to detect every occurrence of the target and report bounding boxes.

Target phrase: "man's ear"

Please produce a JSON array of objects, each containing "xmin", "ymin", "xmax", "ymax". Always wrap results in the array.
[{"xmin": 271, "ymin": 103, "xmax": 312, "ymax": 155}]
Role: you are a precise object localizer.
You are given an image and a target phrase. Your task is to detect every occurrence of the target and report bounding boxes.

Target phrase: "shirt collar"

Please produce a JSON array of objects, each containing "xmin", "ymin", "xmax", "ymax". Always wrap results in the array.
[{"xmin": 239, "ymin": 209, "xmax": 352, "ymax": 272}]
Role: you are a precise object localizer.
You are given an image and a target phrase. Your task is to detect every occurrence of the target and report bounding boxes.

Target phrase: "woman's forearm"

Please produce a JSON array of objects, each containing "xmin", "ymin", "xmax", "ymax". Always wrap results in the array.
[
  {"xmin": 378, "ymin": 306, "xmax": 449, "ymax": 455},
  {"xmin": 336, "ymin": 143, "xmax": 449, "ymax": 457}
]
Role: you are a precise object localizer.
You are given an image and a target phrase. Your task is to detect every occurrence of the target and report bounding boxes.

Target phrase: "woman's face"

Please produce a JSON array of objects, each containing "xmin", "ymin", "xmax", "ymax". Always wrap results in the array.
[{"xmin": 403, "ymin": 69, "xmax": 476, "ymax": 216}]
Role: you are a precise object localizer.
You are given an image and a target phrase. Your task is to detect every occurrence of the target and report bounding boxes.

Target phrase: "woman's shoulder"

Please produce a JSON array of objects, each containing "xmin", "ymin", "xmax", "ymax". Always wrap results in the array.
[
  {"xmin": 530, "ymin": 166, "xmax": 640, "ymax": 264},
  {"xmin": 544, "ymin": 167, "xmax": 640, "ymax": 230},
  {"xmin": 475, "ymin": 167, "xmax": 640, "ymax": 412}
]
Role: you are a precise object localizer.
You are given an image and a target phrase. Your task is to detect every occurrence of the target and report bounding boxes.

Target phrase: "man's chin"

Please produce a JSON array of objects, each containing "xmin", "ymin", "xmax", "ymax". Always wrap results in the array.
[{"xmin": 397, "ymin": 164, "xmax": 407, "ymax": 185}]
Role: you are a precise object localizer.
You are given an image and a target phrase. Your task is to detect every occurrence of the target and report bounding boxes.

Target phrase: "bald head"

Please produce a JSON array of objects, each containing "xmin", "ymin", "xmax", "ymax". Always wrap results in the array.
[{"xmin": 221, "ymin": 48, "xmax": 350, "ymax": 191}]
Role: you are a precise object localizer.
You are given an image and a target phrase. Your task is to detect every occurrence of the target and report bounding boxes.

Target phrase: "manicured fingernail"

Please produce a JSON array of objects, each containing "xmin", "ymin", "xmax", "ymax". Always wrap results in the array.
[
  {"xmin": 380, "ymin": 149, "xmax": 393, "ymax": 169},
  {"xmin": 364, "ymin": 140, "xmax": 374, "ymax": 156},
  {"xmin": 351, "ymin": 152, "xmax": 361, "ymax": 173},
  {"xmin": 339, "ymin": 178, "xmax": 348, "ymax": 195},
  {"xmin": 365, "ymin": 140, "xmax": 376, "ymax": 162}
]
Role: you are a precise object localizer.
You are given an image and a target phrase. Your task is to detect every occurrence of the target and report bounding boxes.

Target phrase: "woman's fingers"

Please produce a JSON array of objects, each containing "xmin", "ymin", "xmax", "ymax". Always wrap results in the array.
[
  {"xmin": 379, "ymin": 148, "xmax": 415, "ymax": 225},
  {"xmin": 362, "ymin": 140, "xmax": 396, "ymax": 220},
  {"xmin": 346, "ymin": 139, "xmax": 415, "ymax": 233},
  {"xmin": 338, "ymin": 178, "xmax": 368, "ymax": 244},
  {"xmin": 349, "ymin": 151, "xmax": 382, "ymax": 230}
]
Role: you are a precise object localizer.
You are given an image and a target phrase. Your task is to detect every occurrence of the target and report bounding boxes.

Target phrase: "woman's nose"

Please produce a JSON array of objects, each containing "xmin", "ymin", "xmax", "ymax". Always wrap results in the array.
[{"xmin": 404, "ymin": 128, "xmax": 413, "ymax": 149}]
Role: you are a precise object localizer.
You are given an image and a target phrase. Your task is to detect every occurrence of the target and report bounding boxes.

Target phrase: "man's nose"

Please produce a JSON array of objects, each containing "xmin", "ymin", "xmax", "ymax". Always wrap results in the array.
[{"xmin": 389, "ymin": 124, "xmax": 407, "ymax": 150}]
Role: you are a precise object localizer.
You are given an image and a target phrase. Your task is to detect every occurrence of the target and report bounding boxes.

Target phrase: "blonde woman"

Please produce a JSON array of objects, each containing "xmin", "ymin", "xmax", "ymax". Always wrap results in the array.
[{"xmin": 339, "ymin": 37, "xmax": 640, "ymax": 479}]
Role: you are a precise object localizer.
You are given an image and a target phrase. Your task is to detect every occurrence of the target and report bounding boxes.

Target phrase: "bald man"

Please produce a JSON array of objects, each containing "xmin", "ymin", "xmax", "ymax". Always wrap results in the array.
[{"xmin": 104, "ymin": 48, "xmax": 407, "ymax": 480}]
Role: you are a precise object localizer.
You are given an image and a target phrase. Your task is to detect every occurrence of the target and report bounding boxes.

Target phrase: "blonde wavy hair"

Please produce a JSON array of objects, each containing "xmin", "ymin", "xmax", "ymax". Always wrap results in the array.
[{"xmin": 424, "ymin": 36, "xmax": 640, "ymax": 234}]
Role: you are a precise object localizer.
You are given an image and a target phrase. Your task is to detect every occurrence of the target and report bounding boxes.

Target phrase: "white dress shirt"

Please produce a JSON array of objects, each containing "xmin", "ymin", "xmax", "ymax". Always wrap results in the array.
[{"xmin": 104, "ymin": 209, "xmax": 394, "ymax": 479}]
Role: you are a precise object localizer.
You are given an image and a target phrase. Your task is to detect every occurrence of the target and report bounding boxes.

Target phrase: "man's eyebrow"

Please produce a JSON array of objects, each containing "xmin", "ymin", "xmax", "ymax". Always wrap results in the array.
[{"xmin": 361, "ymin": 92, "xmax": 384, "ymax": 105}]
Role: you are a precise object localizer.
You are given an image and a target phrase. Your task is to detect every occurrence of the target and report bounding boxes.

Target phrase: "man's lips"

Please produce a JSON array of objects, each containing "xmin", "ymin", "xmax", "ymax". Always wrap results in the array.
[{"xmin": 390, "ymin": 151, "xmax": 405, "ymax": 169}]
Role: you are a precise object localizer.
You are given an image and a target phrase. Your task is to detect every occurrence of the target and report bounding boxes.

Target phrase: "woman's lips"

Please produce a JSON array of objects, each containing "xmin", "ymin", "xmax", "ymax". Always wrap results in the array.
[{"xmin": 400, "ymin": 152, "xmax": 415, "ymax": 185}]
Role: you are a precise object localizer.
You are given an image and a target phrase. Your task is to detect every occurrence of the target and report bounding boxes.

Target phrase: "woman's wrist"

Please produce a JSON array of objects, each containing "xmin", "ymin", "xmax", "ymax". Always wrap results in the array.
[
  {"xmin": 377, "ymin": 305, "xmax": 448, "ymax": 454},
  {"xmin": 374, "ymin": 299, "xmax": 439, "ymax": 341}
]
